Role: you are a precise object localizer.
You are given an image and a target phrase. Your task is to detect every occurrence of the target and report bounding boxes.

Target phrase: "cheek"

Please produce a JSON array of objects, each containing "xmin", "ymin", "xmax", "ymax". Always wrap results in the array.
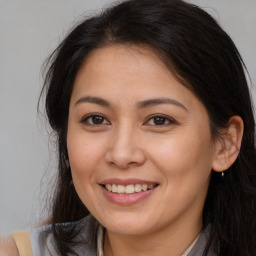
[
  {"xmin": 151, "ymin": 129, "xmax": 214, "ymax": 180},
  {"xmin": 150, "ymin": 132, "xmax": 213, "ymax": 216},
  {"xmin": 67, "ymin": 132, "xmax": 102, "ymax": 208},
  {"xmin": 67, "ymin": 128, "xmax": 103, "ymax": 180}
]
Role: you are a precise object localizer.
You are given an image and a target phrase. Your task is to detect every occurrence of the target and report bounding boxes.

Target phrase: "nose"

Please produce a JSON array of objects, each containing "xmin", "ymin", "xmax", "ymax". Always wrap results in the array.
[{"xmin": 105, "ymin": 123, "xmax": 146, "ymax": 169}]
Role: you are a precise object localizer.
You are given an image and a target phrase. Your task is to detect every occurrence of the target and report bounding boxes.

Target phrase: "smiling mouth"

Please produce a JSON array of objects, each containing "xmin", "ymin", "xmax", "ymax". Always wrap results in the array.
[{"xmin": 102, "ymin": 184, "xmax": 158, "ymax": 194}]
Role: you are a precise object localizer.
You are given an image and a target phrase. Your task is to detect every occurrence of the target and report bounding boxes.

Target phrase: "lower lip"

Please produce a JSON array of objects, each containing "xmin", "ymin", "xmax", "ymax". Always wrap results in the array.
[{"xmin": 101, "ymin": 186, "xmax": 157, "ymax": 205}]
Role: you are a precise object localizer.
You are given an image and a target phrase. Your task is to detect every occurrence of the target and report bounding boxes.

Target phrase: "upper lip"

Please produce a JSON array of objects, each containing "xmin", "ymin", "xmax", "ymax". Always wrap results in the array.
[{"xmin": 99, "ymin": 178, "xmax": 159, "ymax": 186}]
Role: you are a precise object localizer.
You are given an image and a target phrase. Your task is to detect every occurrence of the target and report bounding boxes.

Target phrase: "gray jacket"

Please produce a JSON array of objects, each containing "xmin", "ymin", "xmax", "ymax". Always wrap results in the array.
[{"xmin": 30, "ymin": 215, "xmax": 216, "ymax": 256}]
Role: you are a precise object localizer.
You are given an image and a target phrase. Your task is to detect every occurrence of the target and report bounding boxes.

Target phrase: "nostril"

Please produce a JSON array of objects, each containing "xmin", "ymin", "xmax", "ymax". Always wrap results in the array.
[{"xmin": 105, "ymin": 145, "xmax": 146, "ymax": 169}]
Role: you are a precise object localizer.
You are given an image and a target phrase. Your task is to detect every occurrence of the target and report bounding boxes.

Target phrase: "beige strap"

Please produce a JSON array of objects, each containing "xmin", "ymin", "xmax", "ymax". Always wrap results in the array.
[
  {"xmin": 181, "ymin": 232, "xmax": 201, "ymax": 256},
  {"xmin": 97, "ymin": 224, "xmax": 104, "ymax": 256},
  {"xmin": 12, "ymin": 231, "xmax": 32, "ymax": 256}
]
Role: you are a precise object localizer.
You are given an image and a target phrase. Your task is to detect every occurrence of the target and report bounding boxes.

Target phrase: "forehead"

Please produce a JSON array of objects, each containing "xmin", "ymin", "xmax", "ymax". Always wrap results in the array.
[
  {"xmin": 72, "ymin": 45, "xmax": 187, "ymax": 99},
  {"xmin": 78, "ymin": 44, "xmax": 170, "ymax": 80}
]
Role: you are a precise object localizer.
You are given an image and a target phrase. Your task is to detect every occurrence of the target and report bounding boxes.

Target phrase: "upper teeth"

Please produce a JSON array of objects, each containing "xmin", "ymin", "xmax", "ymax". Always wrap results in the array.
[{"xmin": 104, "ymin": 184, "xmax": 155, "ymax": 194}]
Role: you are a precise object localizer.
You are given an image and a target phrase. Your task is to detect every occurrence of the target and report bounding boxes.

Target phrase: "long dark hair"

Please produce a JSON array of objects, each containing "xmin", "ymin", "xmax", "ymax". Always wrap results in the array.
[{"xmin": 41, "ymin": 0, "xmax": 256, "ymax": 255}]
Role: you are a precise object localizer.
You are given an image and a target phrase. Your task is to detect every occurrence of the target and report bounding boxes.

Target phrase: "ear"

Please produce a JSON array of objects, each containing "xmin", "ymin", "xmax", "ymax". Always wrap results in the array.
[{"xmin": 212, "ymin": 116, "xmax": 244, "ymax": 173}]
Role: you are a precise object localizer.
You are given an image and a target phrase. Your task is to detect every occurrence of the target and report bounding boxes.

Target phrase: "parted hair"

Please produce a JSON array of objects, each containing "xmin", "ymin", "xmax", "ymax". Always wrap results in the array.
[{"xmin": 41, "ymin": 0, "xmax": 256, "ymax": 255}]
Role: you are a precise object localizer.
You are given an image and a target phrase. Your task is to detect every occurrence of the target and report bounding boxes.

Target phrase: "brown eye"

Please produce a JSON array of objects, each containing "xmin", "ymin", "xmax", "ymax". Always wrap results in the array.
[
  {"xmin": 82, "ymin": 114, "xmax": 110, "ymax": 125},
  {"xmin": 153, "ymin": 117, "xmax": 166, "ymax": 125},
  {"xmin": 146, "ymin": 115, "xmax": 176, "ymax": 126},
  {"xmin": 92, "ymin": 116, "xmax": 104, "ymax": 124}
]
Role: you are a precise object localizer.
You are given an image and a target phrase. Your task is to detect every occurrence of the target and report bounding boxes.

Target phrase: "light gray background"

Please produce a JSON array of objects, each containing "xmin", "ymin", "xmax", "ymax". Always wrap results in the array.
[{"xmin": 0, "ymin": 0, "xmax": 255, "ymax": 235}]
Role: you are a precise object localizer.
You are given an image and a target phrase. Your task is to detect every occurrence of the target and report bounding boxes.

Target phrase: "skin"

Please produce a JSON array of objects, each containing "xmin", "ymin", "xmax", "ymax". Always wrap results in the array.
[
  {"xmin": 0, "ymin": 237, "xmax": 19, "ymax": 256},
  {"xmin": 67, "ymin": 45, "xmax": 242, "ymax": 256}
]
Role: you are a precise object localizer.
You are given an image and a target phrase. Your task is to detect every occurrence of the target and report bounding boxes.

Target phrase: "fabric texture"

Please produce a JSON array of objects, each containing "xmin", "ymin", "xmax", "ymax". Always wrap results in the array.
[
  {"xmin": 29, "ymin": 215, "xmax": 98, "ymax": 256},
  {"xmin": 24, "ymin": 215, "xmax": 215, "ymax": 255}
]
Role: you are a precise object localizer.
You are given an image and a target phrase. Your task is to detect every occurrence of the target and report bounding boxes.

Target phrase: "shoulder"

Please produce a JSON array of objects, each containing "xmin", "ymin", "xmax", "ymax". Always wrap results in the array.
[
  {"xmin": 189, "ymin": 224, "xmax": 217, "ymax": 256},
  {"xmin": 0, "ymin": 236, "xmax": 19, "ymax": 256},
  {"xmin": 30, "ymin": 214, "xmax": 98, "ymax": 255}
]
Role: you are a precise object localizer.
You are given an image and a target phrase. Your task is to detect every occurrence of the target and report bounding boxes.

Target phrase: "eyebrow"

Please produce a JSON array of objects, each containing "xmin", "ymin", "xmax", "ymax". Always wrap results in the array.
[
  {"xmin": 75, "ymin": 96, "xmax": 111, "ymax": 107},
  {"xmin": 74, "ymin": 96, "xmax": 187, "ymax": 111},
  {"xmin": 137, "ymin": 98, "xmax": 188, "ymax": 111}
]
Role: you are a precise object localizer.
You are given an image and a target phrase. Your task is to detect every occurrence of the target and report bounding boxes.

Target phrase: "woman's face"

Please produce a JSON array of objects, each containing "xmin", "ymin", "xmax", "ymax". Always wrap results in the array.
[{"xmin": 67, "ymin": 45, "xmax": 217, "ymax": 236}]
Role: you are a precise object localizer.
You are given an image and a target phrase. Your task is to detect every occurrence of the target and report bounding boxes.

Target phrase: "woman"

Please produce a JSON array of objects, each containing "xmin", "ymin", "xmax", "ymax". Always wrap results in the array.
[{"xmin": 3, "ymin": 0, "xmax": 256, "ymax": 255}]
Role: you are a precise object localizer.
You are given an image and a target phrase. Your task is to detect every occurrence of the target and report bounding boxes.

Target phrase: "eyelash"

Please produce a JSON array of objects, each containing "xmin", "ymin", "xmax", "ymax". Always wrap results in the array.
[
  {"xmin": 81, "ymin": 113, "xmax": 110, "ymax": 126},
  {"xmin": 145, "ymin": 114, "xmax": 177, "ymax": 126},
  {"xmin": 80, "ymin": 114, "xmax": 177, "ymax": 127}
]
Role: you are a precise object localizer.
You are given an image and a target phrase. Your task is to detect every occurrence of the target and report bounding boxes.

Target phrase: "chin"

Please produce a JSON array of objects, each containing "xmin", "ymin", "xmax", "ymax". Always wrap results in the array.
[
  {"xmin": 97, "ymin": 213, "xmax": 156, "ymax": 236},
  {"xmin": 106, "ymin": 223, "xmax": 151, "ymax": 236}
]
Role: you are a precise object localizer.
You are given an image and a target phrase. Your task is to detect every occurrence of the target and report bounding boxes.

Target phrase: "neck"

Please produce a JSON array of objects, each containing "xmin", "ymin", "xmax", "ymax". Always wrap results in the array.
[{"xmin": 104, "ymin": 217, "xmax": 202, "ymax": 256}]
